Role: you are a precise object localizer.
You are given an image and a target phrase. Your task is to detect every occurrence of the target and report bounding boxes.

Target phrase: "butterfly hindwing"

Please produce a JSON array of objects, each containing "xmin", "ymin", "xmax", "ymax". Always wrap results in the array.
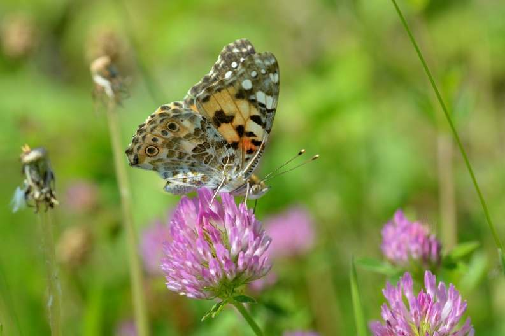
[{"xmin": 125, "ymin": 102, "xmax": 230, "ymax": 192}]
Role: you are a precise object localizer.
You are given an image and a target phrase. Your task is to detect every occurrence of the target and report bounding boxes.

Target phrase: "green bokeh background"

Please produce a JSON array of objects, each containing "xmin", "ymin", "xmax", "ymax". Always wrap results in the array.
[{"xmin": 1, "ymin": 0, "xmax": 505, "ymax": 334}]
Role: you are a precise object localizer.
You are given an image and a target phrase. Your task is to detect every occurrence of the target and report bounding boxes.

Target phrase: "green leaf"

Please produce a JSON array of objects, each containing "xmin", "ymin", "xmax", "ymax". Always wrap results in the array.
[
  {"xmin": 350, "ymin": 257, "xmax": 367, "ymax": 336},
  {"xmin": 446, "ymin": 241, "xmax": 480, "ymax": 260},
  {"xmin": 460, "ymin": 251, "xmax": 488, "ymax": 292},
  {"xmin": 201, "ymin": 300, "xmax": 228, "ymax": 321},
  {"xmin": 355, "ymin": 257, "xmax": 398, "ymax": 275},
  {"xmin": 233, "ymin": 295, "xmax": 257, "ymax": 304},
  {"xmin": 260, "ymin": 300, "xmax": 289, "ymax": 316},
  {"xmin": 499, "ymin": 249, "xmax": 505, "ymax": 276}
]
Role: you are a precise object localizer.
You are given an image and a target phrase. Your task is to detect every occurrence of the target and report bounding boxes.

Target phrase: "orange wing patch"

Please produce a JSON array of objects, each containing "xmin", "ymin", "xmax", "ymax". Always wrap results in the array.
[{"xmin": 198, "ymin": 88, "xmax": 265, "ymax": 154}]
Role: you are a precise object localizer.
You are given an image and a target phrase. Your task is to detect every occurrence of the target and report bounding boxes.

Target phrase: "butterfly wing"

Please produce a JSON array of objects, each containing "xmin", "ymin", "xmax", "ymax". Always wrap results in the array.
[
  {"xmin": 184, "ymin": 38, "xmax": 280, "ymax": 178},
  {"xmin": 125, "ymin": 102, "xmax": 230, "ymax": 193}
]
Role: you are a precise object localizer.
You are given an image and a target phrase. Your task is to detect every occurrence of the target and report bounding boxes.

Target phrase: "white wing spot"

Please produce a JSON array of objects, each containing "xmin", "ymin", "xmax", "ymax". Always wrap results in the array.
[
  {"xmin": 266, "ymin": 95, "xmax": 274, "ymax": 109},
  {"xmin": 269, "ymin": 72, "xmax": 279, "ymax": 83},
  {"xmin": 225, "ymin": 71, "xmax": 233, "ymax": 79},
  {"xmin": 242, "ymin": 79, "xmax": 253, "ymax": 90},
  {"xmin": 232, "ymin": 48, "xmax": 239, "ymax": 52},
  {"xmin": 240, "ymin": 57, "xmax": 245, "ymax": 62},
  {"xmin": 251, "ymin": 71, "xmax": 257, "ymax": 77},
  {"xmin": 231, "ymin": 61, "xmax": 238, "ymax": 68},
  {"xmin": 256, "ymin": 91, "xmax": 266, "ymax": 104},
  {"xmin": 261, "ymin": 69, "xmax": 266, "ymax": 74}
]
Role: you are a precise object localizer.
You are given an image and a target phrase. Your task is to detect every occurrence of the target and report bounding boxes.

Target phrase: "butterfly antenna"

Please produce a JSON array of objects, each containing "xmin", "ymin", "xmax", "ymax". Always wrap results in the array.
[
  {"xmin": 262, "ymin": 154, "xmax": 319, "ymax": 183},
  {"xmin": 260, "ymin": 149, "xmax": 306, "ymax": 182}
]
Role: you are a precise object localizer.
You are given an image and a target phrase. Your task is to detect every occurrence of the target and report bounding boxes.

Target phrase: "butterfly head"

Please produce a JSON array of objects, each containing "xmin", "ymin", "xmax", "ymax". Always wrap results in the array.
[
  {"xmin": 229, "ymin": 174, "xmax": 269, "ymax": 199},
  {"xmin": 248, "ymin": 179, "xmax": 269, "ymax": 199}
]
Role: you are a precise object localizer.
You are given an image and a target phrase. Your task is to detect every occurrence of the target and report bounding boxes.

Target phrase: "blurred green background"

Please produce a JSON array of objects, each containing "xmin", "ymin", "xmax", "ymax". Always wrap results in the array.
[{"xmin": 1, "ymin": 0, "xmax": 505, "ymax": 334}]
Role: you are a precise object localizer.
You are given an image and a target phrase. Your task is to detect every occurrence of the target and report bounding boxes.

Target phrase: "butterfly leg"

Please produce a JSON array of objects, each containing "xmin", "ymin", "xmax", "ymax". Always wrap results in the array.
[
  {"xmin": 210, "ymin": 175, "xmax": 227, "ymax": 205},
  {"xmin": 244, "ymin": 180, "xmax": 252, "ymax": 204},
  {"xmin": 253, "ymin": 199, "xmax": 258, "ymax": 214}
]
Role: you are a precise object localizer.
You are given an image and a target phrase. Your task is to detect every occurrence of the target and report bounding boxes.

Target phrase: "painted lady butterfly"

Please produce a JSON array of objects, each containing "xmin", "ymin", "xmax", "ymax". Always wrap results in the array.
[{"xmin": 125, "ymin": 39, "xmax": 279, "ymax": 199}]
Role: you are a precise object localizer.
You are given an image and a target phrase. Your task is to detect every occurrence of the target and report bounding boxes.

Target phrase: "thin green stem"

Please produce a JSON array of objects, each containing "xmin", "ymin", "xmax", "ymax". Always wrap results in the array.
[
  {"xmin": 230, "ymin": 300, "xmax": 264, "ymax": 336},
  {"xmin": 389, "ymin": 0, "xmax": 503, "ymax": 250},
  {"xmin": 106, "ymin": 102, "xmax": 149, "ymax": 336},
  {"xmin": 38, "ymin": 210, "xmax": 61, "ymax": 336}
]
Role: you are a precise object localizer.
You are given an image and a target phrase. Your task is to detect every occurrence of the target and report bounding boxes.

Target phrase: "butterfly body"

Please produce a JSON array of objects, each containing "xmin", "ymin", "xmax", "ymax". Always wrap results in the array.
[{"xmin": 125, "ymin": 39, "xmax": 279, "ymax": 198}]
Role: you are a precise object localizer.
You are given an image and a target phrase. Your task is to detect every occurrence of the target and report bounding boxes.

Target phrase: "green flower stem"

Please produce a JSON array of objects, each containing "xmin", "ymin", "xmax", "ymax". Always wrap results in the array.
[
  {"xmin": 38, "ymin": 210, "xmax": 61, "ymax": 336},
  {"xmin": 389, "ymin": 0, "xmax": 503, "ymax": 251},
  {"xmin": 230, "ymin": 300, "xmax": 264, "ymax": 336},
  {"xmin": 106, "ymin": 102, "xmax": 149, "ymax": 336}
]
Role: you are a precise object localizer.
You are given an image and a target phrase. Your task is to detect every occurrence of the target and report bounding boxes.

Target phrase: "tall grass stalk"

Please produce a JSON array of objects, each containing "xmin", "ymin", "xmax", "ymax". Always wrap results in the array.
[
  {"xmin": 106, "ymin": 101, "xmax": 149, "ymax": 336},
  {"xmin": 389, "ymin": 0, "xmax": 503, "ymax": 251},
  {"xmin": 38, "ymin": 210, "xmax": 61, "ymax": 336}
]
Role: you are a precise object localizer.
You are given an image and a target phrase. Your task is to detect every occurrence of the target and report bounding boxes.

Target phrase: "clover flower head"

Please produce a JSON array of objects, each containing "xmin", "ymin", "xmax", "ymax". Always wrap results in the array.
[
  {"xmin": 115, "ymin": 319, "xmax": 137, "ymax": 336},
  {"xmin": 265, "ymin": 206, "xmax": 315, "ymax": 259},
  {"xmin": 283, "ymin": 331, "xmax": 319, "ymax": 336},
  {"xmin": 161, "ymin": 188, "xmax": 271, "ymax": 299},
  {"xmin": 370, "ymin": 271, "xmax": 474, "ymax": 336},
  {"xmin": 140, "ymin": 214, "xmax": 171, "ymax": 275},
  {"xmin": 381, "ymin": 210, "xmax": 441, "ymax": 267},
  {"xmin": 65, "ymin": 180, "xmax": 99, "ymax": 213}
]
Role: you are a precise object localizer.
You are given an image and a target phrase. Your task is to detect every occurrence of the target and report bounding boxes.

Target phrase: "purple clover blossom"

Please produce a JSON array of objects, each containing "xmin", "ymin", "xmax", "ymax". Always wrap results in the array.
[
  {"xmin": 264, "ymin": 206, "xmax": 315, "ymax": 259},
  {"xmin": 115, "ymin": 319, "xmax": 137, "ymax": 336},
  {"xmin": 283, "ymin": 331, "xmax": 319, "ymax": 336},
  {"xmin": 381, "ymin": 210, "xmax": 441, "ymax": 267},
  {"xmin": 161, "ymin": 188, "xmax": 271, "ymax": 299},
  {"xmin": 65, "ymin": 180, "xmax": 99, "ymax": 213},
  {"xmin": 370, "ymin": 271, "xmax": 474, "ymax": 336},
  {"xmin": 140, "ymin": 213, "xmax": 171, "ymax": 275}
]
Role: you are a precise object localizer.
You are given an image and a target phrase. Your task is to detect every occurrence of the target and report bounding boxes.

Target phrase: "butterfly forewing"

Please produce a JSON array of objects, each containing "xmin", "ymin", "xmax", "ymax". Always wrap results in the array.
[{"xmin": 185, "ymin": 40, "xmax": 279, "ymax": 176}]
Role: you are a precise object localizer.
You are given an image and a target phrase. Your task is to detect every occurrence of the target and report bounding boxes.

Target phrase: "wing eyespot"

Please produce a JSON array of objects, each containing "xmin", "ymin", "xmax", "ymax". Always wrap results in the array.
[
  {"xmin": 167, "ymin": 122, "xmax": 179, "ymax": 131},
  {"xmin": 145, "ymin": 145, "xmax": 159, "ymax": 157}
]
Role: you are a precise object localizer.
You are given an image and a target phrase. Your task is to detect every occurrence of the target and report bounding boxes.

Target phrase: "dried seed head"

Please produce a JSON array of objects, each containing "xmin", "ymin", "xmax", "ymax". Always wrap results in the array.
[
  {"xmin": 12, "ymin": 144, "xmax": 58, "ymax": 212},
  {"xmin": 90, "ymin": 55, "xmax": 128, "ymax": 104},
  {"xmin": 1, "ymin": 13, "xmax": 38, "ymax": 59},
  {"xmin": 57, "ymin": 226, "xmax": 93, "ymax": 269},
  {"xmin": 86, "ymin": 28, "xmax": 125, "ymax": 63}
]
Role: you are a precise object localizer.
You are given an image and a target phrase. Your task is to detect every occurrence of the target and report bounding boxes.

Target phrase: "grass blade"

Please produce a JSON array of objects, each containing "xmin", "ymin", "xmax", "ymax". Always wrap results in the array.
[
  {"xmin": 350, "ymin": 257, "xmax": 366, "ymax": 336},
  {"xmin": 389, "ymin": 0, "xmax": 503, "ymax": 252},
  {"xmin": 499, "ymin": 249, "xmax": 505, "ymax": 276}
]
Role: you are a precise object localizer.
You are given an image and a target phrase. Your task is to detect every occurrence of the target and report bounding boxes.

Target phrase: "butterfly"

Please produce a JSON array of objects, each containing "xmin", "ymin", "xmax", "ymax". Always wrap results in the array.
[{"xmin": 125, "ymin": 38, "xmax": 279, "ymax": 199}]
